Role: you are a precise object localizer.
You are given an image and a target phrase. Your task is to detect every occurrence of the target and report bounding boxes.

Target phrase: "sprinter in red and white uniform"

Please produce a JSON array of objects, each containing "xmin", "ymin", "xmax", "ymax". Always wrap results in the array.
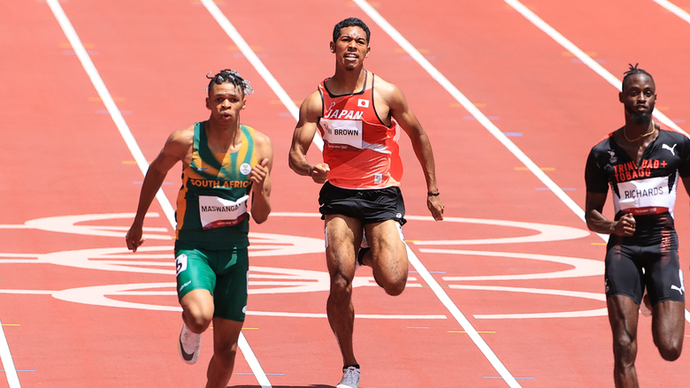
[
  {"xmin": 585, "ymin": 65, "xmax": 690, "ymax": 388},
  {"xmin": 289, "ymin": 17, "xmax": 443, "ymax": 388}
]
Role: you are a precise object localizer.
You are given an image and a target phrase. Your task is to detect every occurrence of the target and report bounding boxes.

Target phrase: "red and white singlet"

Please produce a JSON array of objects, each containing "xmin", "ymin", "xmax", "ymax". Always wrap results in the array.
[{"xmin": 317, "ymin": 71, "xmax": 403, "ymax": 189}]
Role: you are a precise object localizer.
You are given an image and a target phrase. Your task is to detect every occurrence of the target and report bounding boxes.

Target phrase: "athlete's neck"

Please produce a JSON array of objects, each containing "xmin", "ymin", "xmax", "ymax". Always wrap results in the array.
[
  {"xmin": 327, "ymin": 68, "xmax": 367, "ymax": 95},
  {"xmin": 205, "ymin": 119, "xmax": 242, "ymax": 152}
]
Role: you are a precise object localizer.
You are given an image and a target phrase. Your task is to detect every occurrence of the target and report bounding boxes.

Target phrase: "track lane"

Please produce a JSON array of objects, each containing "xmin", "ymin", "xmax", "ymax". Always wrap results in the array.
[{"xmin": 3, "ymin": 0, "xmax": 690, "ymax": 387}]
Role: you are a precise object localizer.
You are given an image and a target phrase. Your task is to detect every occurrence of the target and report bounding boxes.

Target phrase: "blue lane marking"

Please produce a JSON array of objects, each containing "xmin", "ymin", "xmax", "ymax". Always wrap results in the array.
[{"xmin": 503, "ymin": 132, "xmax": 522, "ymax": 137}]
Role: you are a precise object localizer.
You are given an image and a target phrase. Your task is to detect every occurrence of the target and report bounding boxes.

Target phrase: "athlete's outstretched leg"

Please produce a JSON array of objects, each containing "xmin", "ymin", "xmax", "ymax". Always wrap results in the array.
[
  {"xmin": 325, "ymin": 214, "xmax": 362, "ymax": 367},
  {"xmin": 205, "ymin": 317, "xmax": 243, "ymax": 388}
]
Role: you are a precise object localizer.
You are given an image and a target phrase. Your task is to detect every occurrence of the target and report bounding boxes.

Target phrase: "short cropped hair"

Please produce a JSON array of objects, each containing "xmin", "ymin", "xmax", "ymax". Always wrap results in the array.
[{"xmin": 333, "ymin": 17, "xmax": 371, "ymax": 43}]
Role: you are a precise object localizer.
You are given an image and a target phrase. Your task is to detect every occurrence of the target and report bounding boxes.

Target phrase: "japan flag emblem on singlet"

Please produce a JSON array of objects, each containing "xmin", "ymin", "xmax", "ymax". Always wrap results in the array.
[{"xmin": 358, "ymin": 99, "xmax": 369, "ymax": 108}]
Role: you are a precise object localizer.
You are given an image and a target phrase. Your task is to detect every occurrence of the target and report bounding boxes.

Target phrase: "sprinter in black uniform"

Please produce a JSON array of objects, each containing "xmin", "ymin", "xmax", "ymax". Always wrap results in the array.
[{"xmin": 585, "ymin": 64, "xmax": 690, "ymax": 388}]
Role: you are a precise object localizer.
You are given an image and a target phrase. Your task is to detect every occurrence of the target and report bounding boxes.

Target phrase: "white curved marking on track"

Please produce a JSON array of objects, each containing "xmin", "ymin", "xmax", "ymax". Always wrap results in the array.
[
  {"xmin": 428, "ymin": 249, "xmax": 603, "ymax": 281},
  {"xmin": 407, "ymin": 216, "xmax": 591, "ymax": 245},
  {"xmin": 49, "ymin": 282, "xmax": 442, "ymax": 319},
  {"xmin": 25, "ymin": 213, "xmax": 171, "ymax": 239},
  {"xmin": 449, "ymin": 284, "xmax": 607, "ymax": 319}
]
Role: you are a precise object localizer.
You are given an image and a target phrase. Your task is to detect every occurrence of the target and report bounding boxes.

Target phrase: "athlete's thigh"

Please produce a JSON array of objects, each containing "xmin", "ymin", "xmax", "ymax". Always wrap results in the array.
[
  {"xmin": 365, "ymin": 220, "xmax": 408, "ymax": 278},
  {"xmin": 644, "ymin": 245, "xmax": 684, "ymax": 305},
  {"xmin": 606, "ymin": 294, "xmax": 640, "ymax": 343},
  {"xmin": 605, "ymin": 244, "xmax": 644, "ymax": 304},
  {"xmin": 213, "ymin": 247, "xmax": 249, "ymax": 322},
  {"xmin": 652, "ymin": 300, "xmax": 685, "ymax": 341},
  {"xmin": 324, "ymin": 214, "xmax": 363, "ymax": 278},
  {"xmin": 175, "ymin": 248, "xmax": 216, "ymax": 299}
]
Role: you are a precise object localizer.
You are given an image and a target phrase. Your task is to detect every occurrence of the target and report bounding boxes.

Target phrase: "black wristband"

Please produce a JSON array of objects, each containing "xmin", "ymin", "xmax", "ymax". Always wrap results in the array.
[{"xmin": 427, "ymin": 192, "xmax": 440, "ymax": 196}]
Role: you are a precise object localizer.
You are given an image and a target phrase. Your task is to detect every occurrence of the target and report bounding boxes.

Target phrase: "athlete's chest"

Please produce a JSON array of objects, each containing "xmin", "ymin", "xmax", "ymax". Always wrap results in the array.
[{"xmin": 605, "ymin": 139, "xmax": 681, "ymax": 183}]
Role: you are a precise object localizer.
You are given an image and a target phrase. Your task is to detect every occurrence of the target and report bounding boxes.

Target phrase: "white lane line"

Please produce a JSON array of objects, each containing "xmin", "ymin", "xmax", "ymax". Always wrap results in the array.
[
  {"xmin": 354, "ymin": 0, "xmax": 584, "ymax": 226},
  {"xmin": 654, "ymin": 0, "xmax": 690, "ymax": 24},
  {"xmin": 503, "ymin": 0, "xmax": 690, "ymax": 324},
  {"xmin": 351, "ymin": 1, "xmax": 522, "ymax": 386},
  {"xmin": 199, "ymin": 0, "xmax": 323, "ymax": 151},
  {"xmin": 0, "ymin": 315, "xmax": 20, "ymax": 388},
  {"xmin": 504, "ymin": 0, "xmax": 687, "ymax": 136},
  {"xmin": 406, "ymin": 246, "xmax": 522, "ymax": 388},
  {"xmin": 201, "ymin": 0, "xmax": 520, "ymax": 384},
  {"xmin": 0, "ymin": 318, "xmax": 20, "ymax": 388},
  {"xmin": 44, "ymin": 0, "xmax": 175, "ymax": 228},
  {"xmin": 44, "ymin": 0, "xmax": 271, "ymax": 386}
]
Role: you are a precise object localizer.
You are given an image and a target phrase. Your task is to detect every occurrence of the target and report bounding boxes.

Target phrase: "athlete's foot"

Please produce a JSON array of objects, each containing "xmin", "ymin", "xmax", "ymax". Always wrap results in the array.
[
  {"xmin": 178, "ymin": 323, "xmax": 201, "ymax": 364},
  {"xmin": 336, "ymin": 365, "xmax": 360, "ymax": 388}
]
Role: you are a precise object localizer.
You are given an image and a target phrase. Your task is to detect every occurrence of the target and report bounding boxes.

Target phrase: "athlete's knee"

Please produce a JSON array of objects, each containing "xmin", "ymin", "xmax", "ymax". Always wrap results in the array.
[
  {"xmin": 184, "ymin": 311, "xmax": 213, "ymax": 333},
  {"xmin": 656, "ymin": 337, "xmax": 683, "ymax": 361},
  {"xmin": 371, "ymin": 252, "xmax": 408, "ymax": 296},
  {"xmin": 329, "ymin": 272, "xmax": 353, "ymax": 299},
  {"xmin": 181, "ymin": 295, "xmax": 214, "ymax": 333},
  {"xmin": 214, "ymin": 340, "xmax": 239, "ymax": 365},
  {"xmin": 612, "ymin": 335, "xmax": 637, "ymax": 366},
  {"xmin": 383, "ymin": 278, "xmax": 406, "ymax": 296}
]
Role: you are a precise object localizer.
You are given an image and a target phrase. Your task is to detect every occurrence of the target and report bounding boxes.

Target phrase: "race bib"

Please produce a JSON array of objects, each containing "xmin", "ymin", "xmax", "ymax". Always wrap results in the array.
[
  {"xmin": 199, "ymin": 195, "xmax": 249, "ymax": 229},
  {"xmin": 321, "ymin": 119, "xmax": 363, "ymax": 149},
  {"xmin": 616, "ymin": 176, "xmax": 674, "ymax": 211}
]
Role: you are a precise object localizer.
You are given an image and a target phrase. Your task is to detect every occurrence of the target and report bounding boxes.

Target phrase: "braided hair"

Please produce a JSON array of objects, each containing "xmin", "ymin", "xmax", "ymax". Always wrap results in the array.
[
  {"xmin": 622, "ymin": 63, "xmax": 655, "ymax": 91},
  {"xmin": 206, "ymin": 69, "xmax": 254, "ymax": 96}
]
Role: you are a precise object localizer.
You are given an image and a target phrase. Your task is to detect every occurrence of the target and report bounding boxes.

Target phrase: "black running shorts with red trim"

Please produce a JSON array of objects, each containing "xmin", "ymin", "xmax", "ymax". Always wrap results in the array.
[
  {"xmin": 318, "ymin": 181, "xmax": 406, "ymax": 225},
  {"xmin": 605, "ymin": 229, "xmax": 685, "ymax": 306}
]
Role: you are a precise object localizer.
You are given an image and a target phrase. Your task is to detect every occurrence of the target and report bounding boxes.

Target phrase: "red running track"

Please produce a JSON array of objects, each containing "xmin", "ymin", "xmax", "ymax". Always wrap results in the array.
[{"xmin": 1, "ymin": 0, "xmax": 690, "ymax": 387}]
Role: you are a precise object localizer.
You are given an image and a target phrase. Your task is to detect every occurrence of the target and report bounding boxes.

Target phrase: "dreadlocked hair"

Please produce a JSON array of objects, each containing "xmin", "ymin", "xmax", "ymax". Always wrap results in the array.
[
  {"xmin": 622, "ymin": 63, "xmax": 654, "ymax": 90},
  {"xmin": 206, "ymin": 69, "xmax": 254, "ymax": 96}
]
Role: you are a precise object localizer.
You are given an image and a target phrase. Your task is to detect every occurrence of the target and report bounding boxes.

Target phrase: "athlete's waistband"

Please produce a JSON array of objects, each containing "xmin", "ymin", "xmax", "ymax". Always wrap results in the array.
[{"xmin": 623, "ymin": 206, "xmax": 669, "ymax": 216}]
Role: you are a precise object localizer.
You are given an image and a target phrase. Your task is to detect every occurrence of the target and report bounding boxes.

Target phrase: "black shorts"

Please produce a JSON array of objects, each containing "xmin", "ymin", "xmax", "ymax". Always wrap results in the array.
[
  {"xmin": 318, "ymin": 181, "xmax": 406, "ymax": 225},
  {"xmin": 605, "ymin": 230, "xmax": 685, "ymax": 306}
]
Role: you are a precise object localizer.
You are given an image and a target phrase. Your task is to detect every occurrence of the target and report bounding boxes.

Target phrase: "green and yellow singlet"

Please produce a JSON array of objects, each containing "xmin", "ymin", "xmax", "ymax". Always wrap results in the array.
[{"xmin": 175, "ymin": 121, "xmax": 257, "ymax": 249}]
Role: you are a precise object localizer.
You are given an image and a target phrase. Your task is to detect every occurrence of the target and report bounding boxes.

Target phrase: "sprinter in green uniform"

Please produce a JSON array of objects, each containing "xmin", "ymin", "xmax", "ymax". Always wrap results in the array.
[{"xmin": 126, "ymin": 69, "xmax": 272, "ymax": 388}]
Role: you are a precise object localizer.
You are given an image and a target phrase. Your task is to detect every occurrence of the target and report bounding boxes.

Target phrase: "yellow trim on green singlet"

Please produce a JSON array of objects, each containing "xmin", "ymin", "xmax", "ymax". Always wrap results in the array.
[{"xmin": 175, "ymin": 122, "xmax": 257, "ymax": 249}]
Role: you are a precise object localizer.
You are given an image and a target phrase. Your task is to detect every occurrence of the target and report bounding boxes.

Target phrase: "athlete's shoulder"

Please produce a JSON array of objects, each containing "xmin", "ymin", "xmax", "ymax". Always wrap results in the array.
[
  {"xmin": 296, "ymin": 90, "xmax": 324, "ymax": 124},
  {"xmin": 245, "ymin": 125, "xmax": 270, "ymax": 144},
  {"xmin": 168, "ymin": 124, "xmax": 195, "ymax": 145},
  {"xmin": 243, "ymin": 125, "xmax": 273, "ymax": 155},
  {"xmin": 301, "ymin": 89, "xmax": 323, "ymax": 109},
  {"xmin": 658, "ymin": 128, "xmax": 690, "ymax": 143},
  {"xmin": 371, "ymin": 73, "xmax": 397, "ymax": 93},
  {"xmin": 589, "ymin": 132, "xmax": 615, "ymax": 153}
]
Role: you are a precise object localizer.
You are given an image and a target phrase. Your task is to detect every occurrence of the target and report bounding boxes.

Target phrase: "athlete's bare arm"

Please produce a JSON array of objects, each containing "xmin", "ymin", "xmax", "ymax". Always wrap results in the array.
[
  {"xmin": 375, "ymin": 78, "xmax": 444, "ymax": 220},
  {"xmin": 125, "ymin": 126, "xmax": 194, "ymax": 252},
  {"xmin": 249, "ymin": 130, "xmax": 273, "ymax": 224},
  {"xmin": 289, "ymin": 91, "xmax": 330, "ymax": 183},
  {"xmin": 585, "ymin": 191, "xmax": 635, "ymax": 236}
]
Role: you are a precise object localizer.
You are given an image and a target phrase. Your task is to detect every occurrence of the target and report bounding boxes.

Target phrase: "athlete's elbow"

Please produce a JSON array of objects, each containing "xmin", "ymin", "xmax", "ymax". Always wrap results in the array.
[
  {"xmin": 288, "ymin": 153, "xmax": 302, "ymax": 175},
  {"xmin": 251, "ymin": 207, "xmax": 271, "ymax": 224}
]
